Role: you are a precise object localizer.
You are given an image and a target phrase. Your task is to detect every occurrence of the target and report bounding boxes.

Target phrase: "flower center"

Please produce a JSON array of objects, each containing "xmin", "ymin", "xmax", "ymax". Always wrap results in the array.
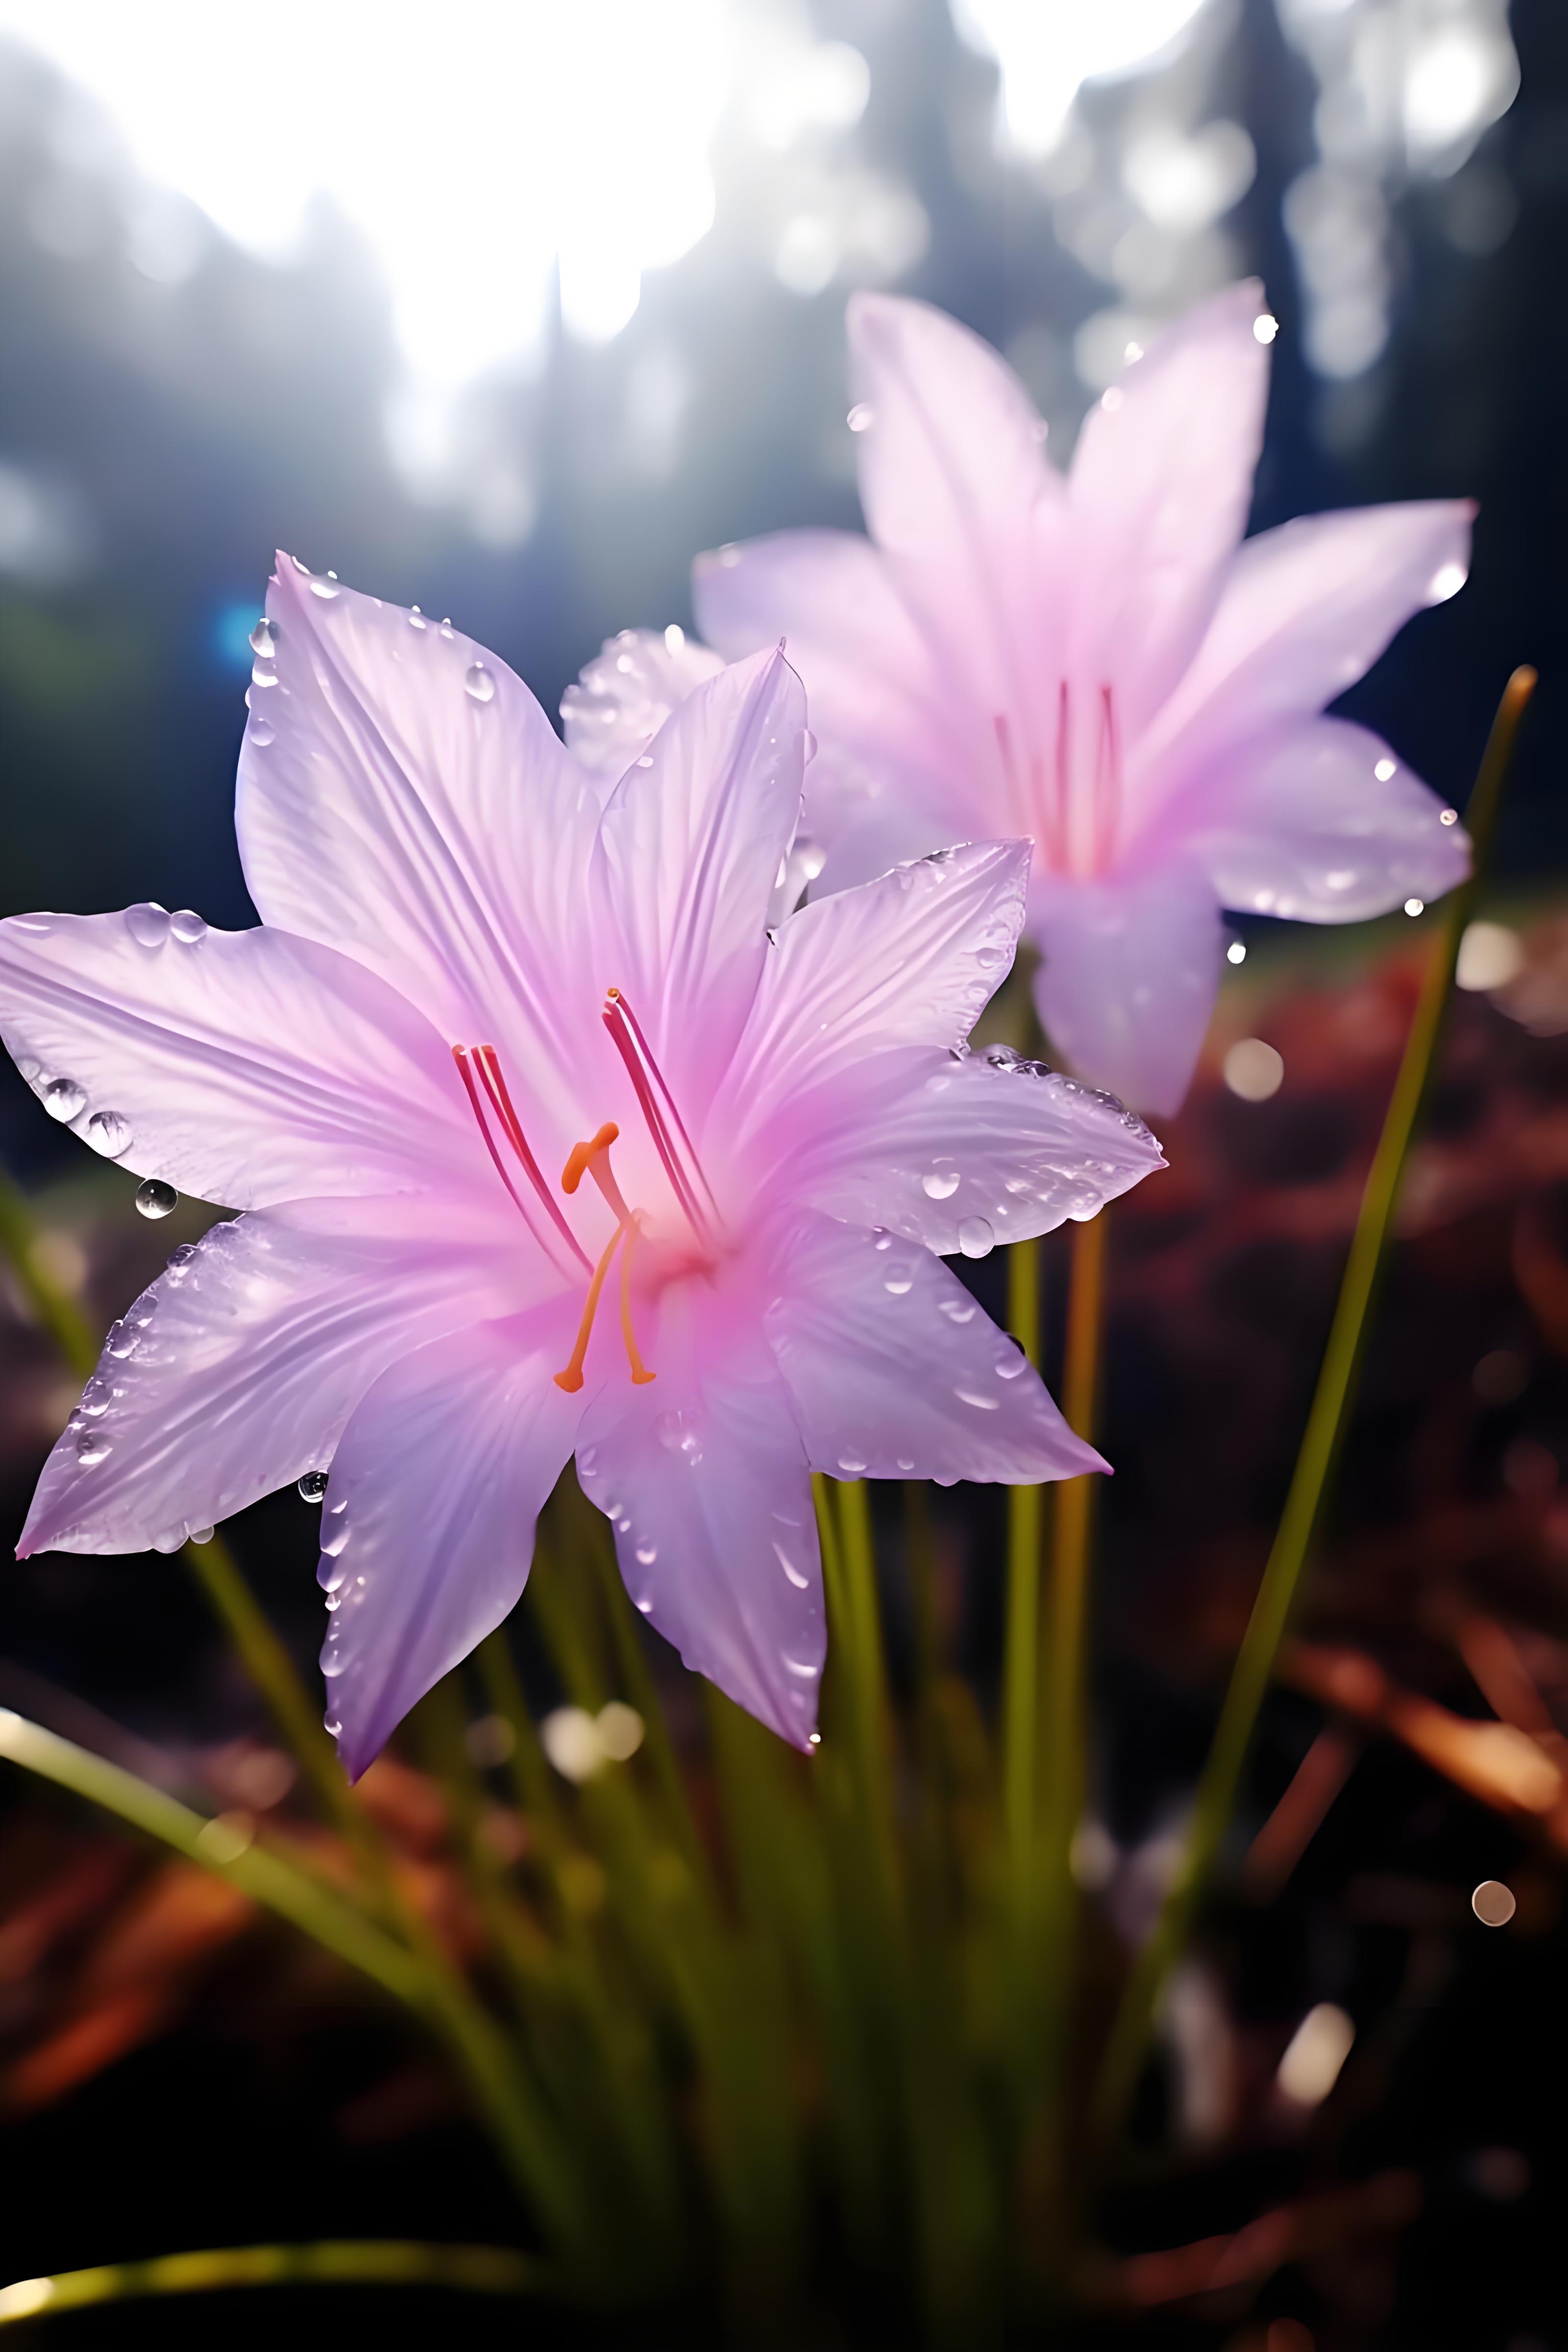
[
  {"xmin": 453, "ymin": 991, "xmax": 722, "ymax": 1397},
  {"xmin": 994, "ymin": 681, "xmax": 1123, "ymax": 881}
]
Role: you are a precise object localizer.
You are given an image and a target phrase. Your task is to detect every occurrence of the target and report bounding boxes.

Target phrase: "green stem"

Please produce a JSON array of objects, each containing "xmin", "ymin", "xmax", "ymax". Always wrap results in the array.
[
  {"xmin": 1004, "ymin": 1235, "xmax": 1045, "ymax": 1964},
  {"xmin": 0, "ymin": 1707, "xmax": 425, "ymax": 2006},
  {"xmin": 1091, "ymin": 666, "xmax": 1537, "ymax": 2144},
  {"xmin": 0, "ymin": 2241, "xmax": 544, "ymax": 2327},
  {"xmin": 0, "ymin": 1170, "xmax": 98, "ymax": 1377}
]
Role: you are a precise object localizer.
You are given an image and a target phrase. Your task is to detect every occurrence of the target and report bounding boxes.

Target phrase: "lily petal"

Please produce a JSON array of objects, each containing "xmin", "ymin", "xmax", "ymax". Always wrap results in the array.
[
  {"xmin": 575, "ymin": 1291, "xmax": 823, "ymax": 1751},
  {"xmin": 1137, "ymin": 500, "xmax": 1476, "ymax": 811},
  {"xmin": 788, "ymin": 1046, "xmax": 1164, "ymax": 1252},
  {"xmin": 591, "ymin": 647, "xmax": 806, "ymax": 1118},
  {"xmin": 1192, "ymin": 716, "xmax": 1471, "ymax": 921},
  {"xmin": 20, "ymin": 1208, "xmax": 523, "ymax": 1559},
  {"xmin": 1031, "ymin": 863, "xmax": 1223, "ymax": 1118},
  {"xmin": 1068, "ymin": 281, "xmax": 1270, "ymax": 734},
  {"xmin": 318, "ymin": 1306, "xmax": 585, "ymax": 1782},
  {"xmin": 0, "ymin": 913, "xmax": 475, "ymax": 1211},
  {"xmin": 728, "ymin": 839, "xmax": 1029, "ymax": 1165},
  {"xmin": 236, "ymin": 555, "xmax": 597, "ymax": 1066},
  {"xmin": 847, "ymin": 294, "xmax": 1065, "ymax": 733},
  {"xmin": 693, "ymin": 529, "xmax": 956, "ymax": 842},
  {"xmin": 766, "ymin": 1210, "xmax": 1104, "ymax": 1485}
]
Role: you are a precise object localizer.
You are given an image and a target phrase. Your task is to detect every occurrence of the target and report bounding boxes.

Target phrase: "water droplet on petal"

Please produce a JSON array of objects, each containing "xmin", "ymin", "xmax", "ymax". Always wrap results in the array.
[
  {"xmin": 320, "ymin": 1520, "xmax": 350, "ymax": 1558},
  {"xmin": 43, "ymin": 1077, "xmax": 85, "ymax": 1122},
  {"xmin": 135, "ymin": 1178, "xmax": 177, "ymax": 1219},
  {"xmin": 126, "ymin": 902, "xmax": 171, "ymax": 949},
  {"xmin": 884, "ymin": 1272, "xmax": 913, "ymax": 1295},
  {"xmin": 847, "ymin": 403, "xmax": 875, "ymax": 431},
  {"xmin": 439, "ymin": 618, "xmax": 455, "ymax": 638},
  {"xmin": 308, "ymin": 576, "xmax": 340, "ymax": 600},
  {"xmin": 298, "ymin": 1470, "xmax": 328, "ymax": 1503},
  {"xmin": 249, "ymin": 716, "xmax": 276, "ymax": 747},
  {"xmin": 324, "ymin": 1715, "xmax": 342, "ymax": 1737},
  {"xmin": 170, "ymin": 909, "xmax": 207, "ymax": 944},
  {"xmin": 249, "ymin": 618, "xmax": 277, "ymax": 656},
  {"xmin": 958, "ymin": 1216, "xmax": 994, "ymax": 1259},
  {"xmin": 105, "ymin": 1320, "xmax": 137, "ymax": 1358},
  {"xmin": 922, "ymin": 1169, "xmax": 960, "ymax": 1200},
  {"xmin": 938, "ymin": 1296, "xmax": 977, "ymax": 1324},
  {"xmin": 79, "ymin": 1376, "xmax": 113, "ymax": 1416},
  {"xmin": 85, "ymin": 1110, "xmax": 133, "ymax": 1159},
  {"xmin": 801, "ymin": 729, "xmax": 817, "ymax": 763},
  {"xmin": 75, "ymin": 1432, "xmax": 111, "ymax": 1465},
  {"xmin": 408, "ymin": 607, "xmax": 427, "ymax": 630},
  {"xmin": 190, "ymin": 1525, "xmax": 215, "ymax": 1545},
  {"xmin": 635, "ymin": 1542, "xmax": 658, "ymax": 1566},
  {"xmin": 837, "ymin": 1455, "xmax": 867, "ymax": 1477},
  {"xmin": 955, "ymin": 1387, "xmax": 1001, "ymax": 1411},
  {"xmin": 773, "ymin": 1541, "xmax": 809, "ymax": 1589},
  {"xmin": 250, "ymin": 661, "xmax": 277, "ymax": 688},
  {"xmin": 896, "ymin": 1456, "xmax": 915, "ymax": 1472},
  {"xmin": 995, "ymin": 1353, "xmax": 1027, "ymax": 1380},
  {"xmin": 464, "ymin": 662, "xmax": 495, "ymax": 704}
]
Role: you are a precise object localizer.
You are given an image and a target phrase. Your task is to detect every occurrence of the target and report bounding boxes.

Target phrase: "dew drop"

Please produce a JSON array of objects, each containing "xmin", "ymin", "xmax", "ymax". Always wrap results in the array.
[
  {"xmin": 773, "ymin": 1541, "xmax": 809, "ymax": 1590},
  {"xmin": 250, "ymin": 661, "xmax": 277, "ymax": 687},
  {"xmin": 324, "ymin": 1715, "xmax": 342, "ymax": 1738},
  {"xmin": 126, "ymin": 902, "xmax": 171, "ymax": 949},
  {"xmin": 320, "ymin": 1520, "xmax": 350, "ymax": 1558},
  {"xmin": 190, "ymin": 1525, "xmax": 215, "ymax": 1545},
  {"xmin": 408, "ymin": 607, "xmax": 427, "ymax": 630},
  {"xmin": 938, "ymin": 1296, "xmax": 977, "ymax": 1324},
  {"xmin": 439, "ymin": 618, "xmax": 454, "ymax": 638},
  {"xmin": 847, "ymin": 402, "xmax": 875, "ymax": 432},
  {"xmin": 922, "ymin": 1168, "xmax": 960, "ymax": 1200},
  {"xmin": 884, "ymin": 1272, "xmax": 914, "ymax": 1295},
  {"xmin": 79, "ymin": 1376, "xmax": 113, "ymax": 1417},
  {"xmin": 135, "ymin": 1178, "xmax": 178, "ymax": 1220},
  {"xmin": 464, "ymin": 662, "xmax": 495, "ymax": 704},
  {"xmin": 75, "ymin": 1432, "xmax": 111, "ymax": 1466},
  {"xmin": 896, "ymin": 1456, "xmax": 915, "ymax": 1472},
  {"xmin": 635, "ymin": 1542, "xmax": 658, "ymax": 1567},
  {"xmin": 995, "ymin": 1353, "xmax": 1027, "ymax": 1380},
  {"xmin": 170, "ymin": 909, "xmax": 208, "ymax": 945},
  {"xmin": 249, "ymin": 715, "xmax": 276, "ymax": 747},
  {"xmin": 958, "ymin": 1216, "xmax": 994, "ymax": 1259},
  {"xmin": 85, "ymin": 1109, "xmax": 133, "ymax": 1159},
  {"xmin": 105, "ymin": 1320, "xmax": 138, "ymax": 1358},
  {"xmin": 308, "ymin": 576, "xmax": 340, "ymax": 600},
  {"xmin": 42, "ymin": 1077, "xmax": 85, "ymax": 1122},
  {"xmin": 801, "ymin": 729, "xmax": 817, "ymax": 763},
  {"xmin": 956, "ymin": 1387, "xmax": 1000, "ymax": 1411},
  {"xmin": 166, "ymin": 1242, "xmax": 197, "ymax": 1276},
  {"xmin": 298, "ymin": 1470, "xmax": 329, "ymax": 1503},
  {"xmin": 837, "ymin": 1455, "xmax": 867, "ymax": 1477},
  {"xmin": 248, "ymin": 618, "xmax": 277, "ymax": 656}
]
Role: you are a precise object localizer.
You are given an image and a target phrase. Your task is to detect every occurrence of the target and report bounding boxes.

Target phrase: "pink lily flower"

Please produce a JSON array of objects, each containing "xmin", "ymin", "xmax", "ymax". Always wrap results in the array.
[
  {"xmin": 692, "ymin": 282, "xmax": 1475, "ymax": 1115},
  {"xmin": 0, "ymin": 559, "xmax": 1163, "ymax": 1773}
]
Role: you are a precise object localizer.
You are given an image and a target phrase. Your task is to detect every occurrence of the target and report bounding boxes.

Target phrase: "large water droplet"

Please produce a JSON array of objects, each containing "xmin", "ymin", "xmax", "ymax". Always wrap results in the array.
[
  {"xmin": 75, "ymin": 1432, "xmax": 111, "ymax": 1466},
  {"xmin": 958, "ymin": 1216, "xmax": 994, "ymax": 1259},
  {"xmin": 190, "ymin": 1525, "xmax": 215, "ymax": 1545},
  {"xmin": 298, "ymin": 1470, "xmax": 329, "ymax": 1503},
  {"xmin": 800, "ymin": 729, "xmax": 817, "ymax": 763},
  {"xmin": 407, "ymin": 606, "xmax": 427, "ymax": 630},
  {"xmin": 922, "ymin": 1168, "xmax": 960, "ymax": 1200},
  {"xmin": 884, "ymin": 1270, "xmax": 914, "ymax": 1295},
  {"xmin": 42, "ymin": 1077, "xmax": 85, "ymax": 1122},
  {"xmin": 308, "ymin": 576, "xmax": 340, "ymax": 600},
  {"xmin": 248, "ymin": 618, "xmax": 277, "ymax": 656},
  {"xmin": 170, "ymin": 909, "xmax": 207, "ymax": 945},
  {"xmin": 135, "ymin": 1178, "xmax": 177, "ymax": 1220},
  {"xmin": 249, "ymin": 715, "xmax": 276, "ymax": 747},
  {"xmin": 85, "ymin": 1109, "xmax": 133, "ymax": 1159},
  {"xmin": 995, "ymin": 1353, "xmax": 1027, "ymax": 1380},
  {"xmin": 105, "ymin": 1320, "xmax": 138, "ymax": 1358},
  {"xmin": 837, "ymin": 1454, "xmax": 867, "ymax": 1477},
  {"xmin": 126, "ymin": 902, "xmax": 171, "ymax": 949},
  {"xmin": 250, "ymin": 661, "xmax": 277, "ymax": 688},
  {"xmin": 79, "ymin": 1376, "xmax": 113, "ymax": 1417},
  {"xmin": 464, "ymin": 662, "xmax": 495, "ymax": 704}
]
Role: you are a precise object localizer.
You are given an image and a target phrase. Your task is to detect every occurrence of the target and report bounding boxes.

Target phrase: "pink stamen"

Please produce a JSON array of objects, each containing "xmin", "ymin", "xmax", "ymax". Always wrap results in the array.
[
  {"xmin": 1094, "ymin": 683, "xmax": 1122, "ymax": 875},
  {"xmin": 602, "ymin": 989, "xmax": 719, "ymax": 1241},
  {"xmin": 453, "ymin": 1045, "xmax": 592, "ymax": 1274}
]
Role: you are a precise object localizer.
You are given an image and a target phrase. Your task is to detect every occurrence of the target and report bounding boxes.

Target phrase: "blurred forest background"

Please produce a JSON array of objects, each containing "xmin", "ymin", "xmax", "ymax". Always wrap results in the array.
[{"xmin": 0, "ymin": 2, "xmax": 1565, "ymax": 2345}]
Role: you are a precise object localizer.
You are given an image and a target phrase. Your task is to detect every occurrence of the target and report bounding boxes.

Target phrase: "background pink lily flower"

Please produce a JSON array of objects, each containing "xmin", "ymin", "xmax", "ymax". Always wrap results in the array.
[
  {"xmin": 0, "ymin": 559, "xmax": 1162, "ymax": 1774},
  {"xmin": 692, "ymin": 282, "xmax": 1476, "ymax": 1115}
]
